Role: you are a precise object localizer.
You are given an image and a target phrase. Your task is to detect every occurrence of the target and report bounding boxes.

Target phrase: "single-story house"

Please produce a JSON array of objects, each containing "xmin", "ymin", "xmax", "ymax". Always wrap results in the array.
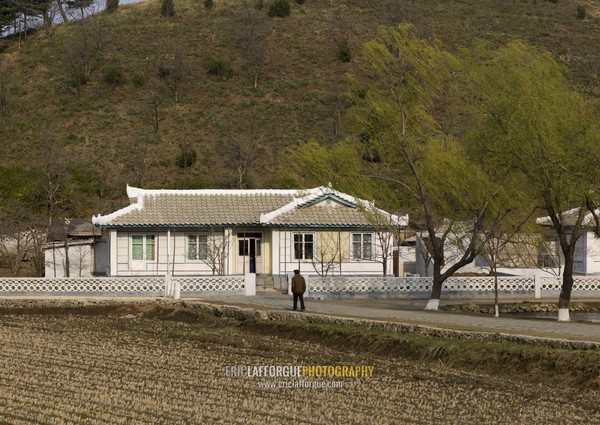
[{"xmin": 91, "ymin": 185, "xmax": 409, "ymax": 280}]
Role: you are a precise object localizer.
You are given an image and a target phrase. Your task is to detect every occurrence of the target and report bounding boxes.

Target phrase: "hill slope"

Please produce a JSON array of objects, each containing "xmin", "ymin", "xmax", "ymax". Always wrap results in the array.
[{"xmin": 0, "ymin": 0, "xmax": 598, "ymax": 218}]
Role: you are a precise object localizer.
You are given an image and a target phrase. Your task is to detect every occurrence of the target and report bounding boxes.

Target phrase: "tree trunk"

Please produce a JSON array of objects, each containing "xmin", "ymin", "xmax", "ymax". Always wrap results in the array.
[
  {"xmin": 558, "ymin": 255, "xmax": 574, "ymax": 321},
  {"xmin": 494, "ymin": 272, "xmax": 499, "ymax": 318},
  {"xmin": 56, "ymin": 0, "xmax": 68, "ymax": 23},
  {"xmin": 425, "ymin": 260, "xmax": 443, "ymax": 310}
]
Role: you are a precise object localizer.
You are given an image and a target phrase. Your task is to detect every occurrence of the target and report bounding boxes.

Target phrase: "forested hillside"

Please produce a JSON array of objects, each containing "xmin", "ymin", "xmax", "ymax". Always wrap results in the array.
[{"xmin": 0, "ymin": 0, "xmax": 598, "ymax": 221}]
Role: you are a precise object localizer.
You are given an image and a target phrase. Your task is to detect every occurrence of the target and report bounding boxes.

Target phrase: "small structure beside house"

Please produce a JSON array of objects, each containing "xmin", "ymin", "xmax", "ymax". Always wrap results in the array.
[
  {"xmin": 91, "ymin": 185, "xmax": 409, "ymax": 283},
  {"xmin": 415, "ymin": 223, "xmax": 560, "ymax": 278},
  {"xmin": 44, "ymin": 218, "xmax": 106, "ymax": 278},
  {"xmin": 537, "ymin": 207, "xmax": 600, "ymax": 275}
]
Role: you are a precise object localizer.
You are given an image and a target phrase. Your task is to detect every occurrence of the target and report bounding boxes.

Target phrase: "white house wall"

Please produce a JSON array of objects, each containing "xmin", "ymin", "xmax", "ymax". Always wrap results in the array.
[
  {"xmin": 583, "ymin": 231, "xmax": 600, "ymax": 275},
  {"xmin": 273, "ymin": 229, "xmax": 392, "ymax": 277},
  {"xmin": 113, "ymin": 229, "xmax": 228, "ymax": 276},
  {"xmin": 574, "ymin": 230, "xmax": 587, "ymax": 274}
]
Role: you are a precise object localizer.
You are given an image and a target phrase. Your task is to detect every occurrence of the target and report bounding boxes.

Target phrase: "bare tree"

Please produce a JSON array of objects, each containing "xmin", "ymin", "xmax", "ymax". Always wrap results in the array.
[
  {"xmin": 310, "ymin": 232, "xmax": 348, "ymax": 277},
  {"xmin": 60, "ymin": 12, "xmax": 107, "ymax": 97},
  {"xmin": 217, "ymin": 117, "xmax": 267, "ymax": 188},
  {"xmin": 363, "ymin": 209, "xmax": 405, "ymax": 276},
  {"xmin": 238, "ymin": 1, "xmax": 271, "ymax": 89},
  {"xmin": 72, "ymin": 242, "xmax": 92, "ymax": 277},
  {"xmin": 478, "ymin": 214, "xmax": 534, "ymax": 318},
  {"xmin": 126, "ymin": 135, "xmax": 154, "ymax": 187},
  {"xmin": 331, "ymin": 6, "xmax": 354, "ymax": 62},
  {"xmin": 158, "ymin": 35, "xmax": 188, "ymax": 104},
  {"xmin": 37, "ymin": 139, "xmax": 69, "ymax": 234},
  {"xmin": 54, "ymin": 0, "xmax": 68, "ymax": 22},
  {"xmin": 0, "ymin": 62, "xmax": 11, "ymax": 115},
  {"xmin": 28, "ymin": 226, "xmax": 46, "ymax": 276},
  {"xmin": 200, "ymin": 228, "xmax": 231, "ymax": 275},
  {"xmin": 218, "ymin": 132, "xmax": 265, "ymax": 189},
  {"xmin": 0, "ymin": 201, "xmax": 35, "ymax": 276}
]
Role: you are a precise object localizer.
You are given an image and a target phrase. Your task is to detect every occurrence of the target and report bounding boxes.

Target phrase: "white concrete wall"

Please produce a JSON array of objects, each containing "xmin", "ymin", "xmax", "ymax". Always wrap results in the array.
[
  {"xmin": 44, "ymin": 243, "xmax": 95, "ymax": 278},
  {"xmin": 582, "ymin": 231, "xmax": 600, "ymax": 275}
]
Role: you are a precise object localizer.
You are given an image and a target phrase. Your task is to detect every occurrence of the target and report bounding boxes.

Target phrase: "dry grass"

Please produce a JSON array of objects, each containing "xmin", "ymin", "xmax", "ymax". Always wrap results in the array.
[
  {"xmin": 0, "ymin": 0, "xmax": 598, "ymax": 218},
  {"xmin": 1, "ymin": 304, "xmax": 600, "ymax": 424}
]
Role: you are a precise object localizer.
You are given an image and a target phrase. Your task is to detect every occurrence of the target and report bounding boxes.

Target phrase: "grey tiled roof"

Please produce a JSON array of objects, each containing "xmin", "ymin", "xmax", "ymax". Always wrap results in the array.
[
  {"xmin": 98, "ymin": 193, "xmax": 293, "ymax": 227},
  {"xmin": 269, "ymin": 205, "xmax": 379, "ymax": 227},
  {"xmin": 92, "ymin": 186, "xmax": 408, "ymax": 228}
]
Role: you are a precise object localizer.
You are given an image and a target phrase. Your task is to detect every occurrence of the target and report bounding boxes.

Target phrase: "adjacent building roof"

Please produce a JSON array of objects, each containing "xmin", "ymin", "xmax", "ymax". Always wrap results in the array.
[
  {"xmin": 536, "ymin": 207, "xmax": 599, "ymax": 228},
  {"xmin": 92, "ymin": 185, "xmax": 408, "ymax": 229},
  {"xmin": 48, "ymin": 218, "xmax": 101, "ymax": 241}
]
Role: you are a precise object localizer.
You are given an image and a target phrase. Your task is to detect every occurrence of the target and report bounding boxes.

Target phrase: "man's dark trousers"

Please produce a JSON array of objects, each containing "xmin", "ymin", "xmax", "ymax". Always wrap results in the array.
[{"xmin": 293, "ymin": 293, "xmax": 305, "ymax": 310}]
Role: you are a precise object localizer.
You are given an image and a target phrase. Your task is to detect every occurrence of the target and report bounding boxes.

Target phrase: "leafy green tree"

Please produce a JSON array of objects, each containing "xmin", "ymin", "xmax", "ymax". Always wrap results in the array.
[
  {"xmin": 466, "ymin": 40, "xmax": 600, "ymax": 321},
  {"xmin": 289, "ymin": 24, "xmax": 505, "ymax": 310}
]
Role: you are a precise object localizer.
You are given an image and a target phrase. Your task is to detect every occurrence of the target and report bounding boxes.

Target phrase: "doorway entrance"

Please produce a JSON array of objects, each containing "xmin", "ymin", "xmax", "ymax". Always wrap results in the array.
[{"xmin": 237, "ymin": 232, "xmax": 262, "ymax": 274}]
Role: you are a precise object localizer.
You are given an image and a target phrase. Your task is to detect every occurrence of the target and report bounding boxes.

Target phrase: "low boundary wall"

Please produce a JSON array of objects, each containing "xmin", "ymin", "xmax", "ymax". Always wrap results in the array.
[
  {"xmin": 3, "ymin": 274, "xmax": 600, "ymax": 300},
  {"xmin": 307, "ymin": 275, "xmax": 600, "ymax": 299},
  {"xmin": 0, "ymin": 274, "xmax": 253, "ymax": 298}
]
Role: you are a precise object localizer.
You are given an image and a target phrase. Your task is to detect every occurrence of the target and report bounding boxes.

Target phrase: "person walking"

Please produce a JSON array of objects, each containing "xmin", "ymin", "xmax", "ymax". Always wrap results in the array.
[{"xmin": 291, "ymin": 269, "xmax": 306, "ymax": 311}]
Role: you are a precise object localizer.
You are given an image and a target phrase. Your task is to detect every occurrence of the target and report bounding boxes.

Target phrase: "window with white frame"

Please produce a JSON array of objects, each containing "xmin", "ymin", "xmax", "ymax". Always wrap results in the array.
[
  {"xmin": 352, "ymin": 233, "xmax": 372, "ymax": 260},
  {"xmin": 188, "ymin": 234, "xmax": 208, "ymax": 260},
  {"xmin": 293, "ymin": 233, "xmax": 314, "ymax": 260},
  {"xmin": 131, "ymin": 234, "xmax": 155, "ymax": 261}
]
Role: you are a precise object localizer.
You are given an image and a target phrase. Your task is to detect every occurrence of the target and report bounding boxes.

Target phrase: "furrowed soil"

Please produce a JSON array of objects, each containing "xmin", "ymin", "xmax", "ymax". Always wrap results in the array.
[{"xmin": 1, "ymin": 304, "xmax": 600, "ymax": 424}]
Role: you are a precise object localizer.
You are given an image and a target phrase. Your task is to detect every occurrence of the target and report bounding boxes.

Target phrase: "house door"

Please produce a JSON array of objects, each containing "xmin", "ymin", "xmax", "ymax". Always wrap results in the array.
[{"xmin": 237, "ymin": 233, "xmax": 262, "ymax": 274}]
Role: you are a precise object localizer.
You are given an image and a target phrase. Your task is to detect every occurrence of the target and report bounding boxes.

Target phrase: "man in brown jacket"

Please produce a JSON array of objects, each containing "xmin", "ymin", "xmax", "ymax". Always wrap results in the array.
[{"xmin": 291, "ymin": 269, "xmax": 306, "ymax": 311}]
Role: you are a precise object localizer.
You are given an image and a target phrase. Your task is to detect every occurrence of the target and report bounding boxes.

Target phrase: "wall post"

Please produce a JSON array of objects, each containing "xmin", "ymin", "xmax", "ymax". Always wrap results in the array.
[
  {"xmin": 164, "ymin": 274, "xmax": 172, "ymax": 297},
  {"xmin": 245, "ymin": 273, "xmax": 256, "ymax": 296}
]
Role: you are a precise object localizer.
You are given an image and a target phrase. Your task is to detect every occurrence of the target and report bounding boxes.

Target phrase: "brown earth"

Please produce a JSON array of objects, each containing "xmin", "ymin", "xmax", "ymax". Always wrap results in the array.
[{"xmin": 1, "ymin": 303, "xmax": 600, "ymax": 424}]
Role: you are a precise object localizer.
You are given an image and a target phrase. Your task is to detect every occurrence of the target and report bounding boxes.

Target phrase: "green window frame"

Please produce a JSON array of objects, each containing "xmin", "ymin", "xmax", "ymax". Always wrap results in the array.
[
  {"xmin": 132, "ymin": 234, "xmax": 155, "ymax": 261},
  {"xmin": 293, "ymin": 233, "xmax": 314, "ymax": 260},
  {"xmin": 352, "ymin": 233, "xmax": 372, "ymax": 260},
  {"xmin": 188, "ymin": 234, "xmax": 208, "ymax": 260}
]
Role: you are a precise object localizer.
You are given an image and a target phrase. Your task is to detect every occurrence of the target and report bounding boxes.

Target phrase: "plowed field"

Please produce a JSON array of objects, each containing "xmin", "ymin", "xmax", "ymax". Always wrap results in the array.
[{"xmin": 0, "ymin": 304, "xmax": 599, "ymax": 424}]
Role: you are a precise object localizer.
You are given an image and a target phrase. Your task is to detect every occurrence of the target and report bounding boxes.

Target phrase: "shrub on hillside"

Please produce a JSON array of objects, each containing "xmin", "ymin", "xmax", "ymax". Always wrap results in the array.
[
  {"xmin": 161, "ymin": 0, "xmax": 175, "ymax": 17},
  {"xmin": 204, "ymin": 0, "xmax": 213, "ymax": 10},
  {"xmin": 177, "ymin": 144, "xmax": 197, "ymax": 168},
  {"xmin": 206, "ymin": 54, "xmax": 233, "ymax": 79},
  {"xmin": 295, "ymin": 0, "xmax": 305, "ymax": 4},
  {"xmin": 576, "ymin": 5, "xmax": 586, "ymax": 19},
  {"xmin": 268, "ymin": 0, "xmax": 290, "ymax": 18},
  {"xmin": 103, "ymin": 66, "xmax": 124, "ymax": 85},
  {"xmin": 106, "ymin": 0, "xmax": 119, "ymax": 13},
  {"xmin": 132, "ymin": 73, "xmax": 145, "ymax": 87},
  {"xmin": 158, "ymin": 65, "xmax": 171, "ymax": 79},
  {"xmin": 338, "ymin": 39, "xmax": 351, "ymax": 62}
]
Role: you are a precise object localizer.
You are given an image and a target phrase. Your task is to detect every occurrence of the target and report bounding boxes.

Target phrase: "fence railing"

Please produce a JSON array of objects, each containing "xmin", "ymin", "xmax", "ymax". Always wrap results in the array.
[
  {"xmin": 3, "ymin": 274, "xmax": 600, "ymax": 300},
  {"xmin": 307, "ymin": 275, "xmax": 600, "ymax": 299},
  {"xmin": 0, "ymin": 274, "xmax": 254, "ymax": 298}
]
